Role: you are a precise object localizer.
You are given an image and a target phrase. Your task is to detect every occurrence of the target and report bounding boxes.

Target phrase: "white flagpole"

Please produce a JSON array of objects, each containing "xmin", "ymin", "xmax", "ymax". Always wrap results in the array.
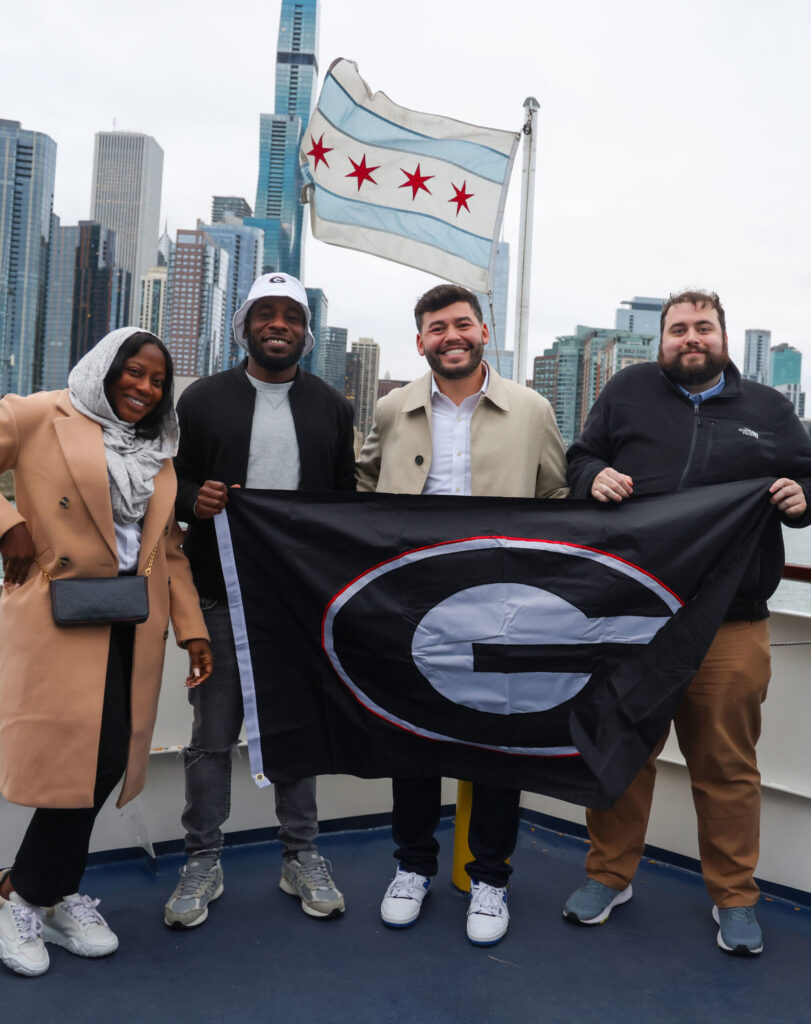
[{"xmin": 512, "ymin": 97, "xmax": 539, "ymax": 385}]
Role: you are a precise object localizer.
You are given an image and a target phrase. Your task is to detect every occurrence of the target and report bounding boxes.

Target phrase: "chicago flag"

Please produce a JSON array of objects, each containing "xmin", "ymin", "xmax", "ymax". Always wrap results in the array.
[{"xmin": 299, "ymin": 58, "xmax": 519, "ymax": 292}]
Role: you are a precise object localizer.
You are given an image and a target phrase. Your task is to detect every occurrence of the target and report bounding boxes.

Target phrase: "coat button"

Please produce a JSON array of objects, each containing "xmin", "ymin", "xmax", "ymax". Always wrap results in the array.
[
  {"xmin": 163, "ymin": 526, "xmax": 169, "ymax": 536},
  {"xmin": 58, "ymin": 497, "xmax": 70, "ymax": 509},
  {"xmin": 415, "ymin": 455, "xmax": 424, "ymax": 466},
  {"xmin": 58, "ymin": 556, "xmax": 70, "ymax": 566},
  {"xmin": 167, "ymin": 576, "xmax": 172, "ymax": 585},
  {"xmin": 162, "ymin": 629, "xmax": 169, "ymax": 640}
]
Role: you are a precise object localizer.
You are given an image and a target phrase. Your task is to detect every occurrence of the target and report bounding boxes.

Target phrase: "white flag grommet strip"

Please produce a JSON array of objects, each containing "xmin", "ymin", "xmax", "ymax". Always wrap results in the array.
[{"xmin": 300, "ymin": 58, "xmax": 519, "ymax": 293}]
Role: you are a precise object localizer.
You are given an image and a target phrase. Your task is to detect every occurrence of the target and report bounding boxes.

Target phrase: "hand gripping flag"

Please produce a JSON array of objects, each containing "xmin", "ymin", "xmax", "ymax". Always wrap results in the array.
[
  {"xmin": 299, "ymin": 58, "xmax": 519, "ymax": 292},
  {"xmin": 215, "ymin": 480, "xmax": 776, "ymax": 808}
]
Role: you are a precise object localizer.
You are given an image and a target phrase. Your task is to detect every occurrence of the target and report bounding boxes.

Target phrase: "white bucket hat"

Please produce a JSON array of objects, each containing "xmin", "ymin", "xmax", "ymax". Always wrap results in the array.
[{"xmin": 232, "ymin": 272, "xmax": 315, "ymax": 357}]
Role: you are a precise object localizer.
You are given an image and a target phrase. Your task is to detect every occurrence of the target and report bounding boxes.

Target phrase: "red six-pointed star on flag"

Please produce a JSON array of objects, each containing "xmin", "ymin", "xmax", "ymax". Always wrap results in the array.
[
  {"xmin": 399, "ymin": 163, "xmax": 434, "ymax": 200},
  {"xmin": 306, "ymin": 133, "xmax": 333, "ymax": 170},
  {"xmin": 346, "ymin": 154, "xmax": 380, "ymax": 191},
  {"xmin": 449, "ymin": 181, "xmax": 475, "ymax": 215}
]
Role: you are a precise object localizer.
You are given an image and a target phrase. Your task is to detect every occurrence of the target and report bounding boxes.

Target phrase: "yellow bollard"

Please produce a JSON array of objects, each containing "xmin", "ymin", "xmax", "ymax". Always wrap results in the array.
[{"xmin": 451, "ymin": 780, "xmax": 473, "ymax": 892}]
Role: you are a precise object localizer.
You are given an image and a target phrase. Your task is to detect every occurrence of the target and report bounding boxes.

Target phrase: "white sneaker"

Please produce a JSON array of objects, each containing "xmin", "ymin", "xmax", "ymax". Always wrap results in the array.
[
  {"xmin": 41, "ymin": 893, "xmax": 118, "ymax": 957},
  {"xmin": 466, "ymin": 880, "xmax": 509, "ymax": 946},
  {"xmin": 0, "ymin": 891, "xmax": 49, "ymax": 976},
  {"xmin": 380, "ymin": 867, "xmax": 431, "ymax": 928}
]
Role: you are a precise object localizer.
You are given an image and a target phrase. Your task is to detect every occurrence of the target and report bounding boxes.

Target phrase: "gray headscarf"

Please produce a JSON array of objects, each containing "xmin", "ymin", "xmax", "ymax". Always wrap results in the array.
[{"xmin": 67, "ymin": 327, "xmax": 179, "ymax": 525}]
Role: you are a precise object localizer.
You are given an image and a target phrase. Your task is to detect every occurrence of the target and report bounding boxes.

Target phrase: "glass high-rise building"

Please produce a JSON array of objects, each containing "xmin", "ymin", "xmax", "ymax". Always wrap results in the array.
[
  {"xmin": 197, "ymin": 222, "xmax": 263, "ymax": 368},
  {"xmin": 249, "ymin": 0, "xmax": 319, "ymax": 277},
  {"xmin": 211, "ymin": 196, "xmax": 253, "ymax": 223},
  {"xmin": 70, "ymin": 222, "xmax": 129, "ymax": 366},
  {"xmin": 0, "ymin": 120, "xmax": 57, "ymax": 395},
  {"xmin": 743, "ymin": 329, "xmax": 771, "ymax": 384},
  {"xmin": 42, "ymin": 216, "xmax": 80, "ymax": 391},
  {"xmin": 91, "ymin": 132, "xmax": 163, "ymax": 324},
  {"xmin": 615, "ymin": 297, "xmax": 664, "ymax": 337}
]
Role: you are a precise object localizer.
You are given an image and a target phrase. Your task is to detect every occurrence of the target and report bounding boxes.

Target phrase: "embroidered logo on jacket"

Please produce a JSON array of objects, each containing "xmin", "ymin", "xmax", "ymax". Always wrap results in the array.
[{"xmin": 738, "ymin": 427, "xmax": 759, "ymax": 439}]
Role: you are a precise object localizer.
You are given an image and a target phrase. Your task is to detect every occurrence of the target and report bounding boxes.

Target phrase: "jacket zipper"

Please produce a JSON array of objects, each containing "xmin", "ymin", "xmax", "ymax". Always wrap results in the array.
[{"xmin": 676, "ymin": 403, "xmax": 701, "ymax": 491}]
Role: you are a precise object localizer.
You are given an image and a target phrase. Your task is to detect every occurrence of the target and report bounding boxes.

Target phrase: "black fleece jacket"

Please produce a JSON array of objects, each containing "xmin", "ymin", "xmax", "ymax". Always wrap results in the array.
[
  {"xmin": 566, "ymin": 360, "xmax": 811, "ymax": 621},
  {"xmin": 175, "ymin": 360, "xmax": 356, "ymax": 599}
]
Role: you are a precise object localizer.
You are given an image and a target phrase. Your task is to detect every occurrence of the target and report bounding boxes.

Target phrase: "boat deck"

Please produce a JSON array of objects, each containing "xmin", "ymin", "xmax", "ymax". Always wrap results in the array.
[{"xmin": 6, "ymin": 816, "xmax": 810, "ymax": 1023}]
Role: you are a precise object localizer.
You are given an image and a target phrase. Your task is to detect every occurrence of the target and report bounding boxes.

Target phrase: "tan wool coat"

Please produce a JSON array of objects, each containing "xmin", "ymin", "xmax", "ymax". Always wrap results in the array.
[
  {"xmin": 0, "ymin": 390, "xmax": 207, "ymax": 809},
  {"xmin": 356, "ymin": 365, "xmax": 570, "ymax": 498}
]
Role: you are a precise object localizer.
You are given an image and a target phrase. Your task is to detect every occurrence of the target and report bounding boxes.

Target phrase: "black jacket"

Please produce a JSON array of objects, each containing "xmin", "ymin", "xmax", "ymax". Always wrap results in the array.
[
  {"xmin": 175, "ymin": 360, "xmax": 356, "ymax": 599},
  {"xmin": 567, "ymin": 360, "xmax": 811, "ymax": 621}
]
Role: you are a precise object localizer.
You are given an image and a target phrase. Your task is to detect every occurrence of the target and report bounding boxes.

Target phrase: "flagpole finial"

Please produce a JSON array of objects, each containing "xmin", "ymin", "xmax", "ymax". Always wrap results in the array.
[{"xmin": 523, "ymin": 97, "xmax": 540, "ymax": 111}]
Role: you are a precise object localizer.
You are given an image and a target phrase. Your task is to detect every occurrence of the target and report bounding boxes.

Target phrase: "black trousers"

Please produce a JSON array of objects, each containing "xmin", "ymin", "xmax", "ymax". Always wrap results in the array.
[
  {"xmin": 10, "ymin": 624, "xmax": 134, "ymax": 907},
  {"xmin": 392, "ymin": 777, "xmax": 521, "ymax": 888}
]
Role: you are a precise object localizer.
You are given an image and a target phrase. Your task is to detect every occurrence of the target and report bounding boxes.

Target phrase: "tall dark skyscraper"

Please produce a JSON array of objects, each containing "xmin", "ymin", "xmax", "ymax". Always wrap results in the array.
[
  {"xmin": 249, "ymin": 0, "xmax": 319, "ymax": 277},
  {"xmin": 0, "ymin": 119, "xmax": 57, "ymax": 395},
  {"xmin": 70, "ymin": 222, "xmax": 129, "ymax": 366}
]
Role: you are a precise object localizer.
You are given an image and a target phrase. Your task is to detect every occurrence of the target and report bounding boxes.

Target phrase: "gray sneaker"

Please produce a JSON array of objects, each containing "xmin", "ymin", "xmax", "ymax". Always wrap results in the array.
[
  {"xmin": 279, "ymin": 851, "xmax": 345, "ymax": 919},
  {"xmin": 164, "ymin": 855, "xmax": 223, "ymax": 929},
  {"xmin": 563, "ymin": 879, "xmax": 632, "ymax": 925},
  {"xmin": 712, "ymin": 904, "xmax": 763, "ymax": 956}
]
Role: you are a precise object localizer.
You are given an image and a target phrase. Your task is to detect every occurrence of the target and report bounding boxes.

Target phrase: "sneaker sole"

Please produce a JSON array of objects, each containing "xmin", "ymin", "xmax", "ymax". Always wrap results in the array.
[
  {"xmin": 712, "ymin": 906, "xmax": 763, "ymax": 956},
  {"xmin": 563, "ymin": 884, "xmax": 633, "ymax": 925},
  {"xmin": 0, "ymin": 942, "xmax": 49, "ymax": 977},
  {"xmin": 278, "ymin": 878, "xmax": 345, "ymax": 920},
  {"xmin": 380, "ymin": 892, "xmax": 429, "ymax": 929},
  {"xmin": 164, "ymin": 881, "xmax": 224, "ymax": 929},
  {"xmin": 39, "ymin": 928, "xmax": 118, "ymax": 958},
  {"xmin": 467, "ymin": 922, "xmax": 509, "ymax": 946}
]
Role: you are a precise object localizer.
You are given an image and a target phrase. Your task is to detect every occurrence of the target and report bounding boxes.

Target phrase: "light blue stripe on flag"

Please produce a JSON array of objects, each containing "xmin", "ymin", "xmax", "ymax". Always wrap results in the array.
[
  {"xmin": 320, "ymin": 73, "xmax": 510, "ymax": 185},
  {"xmin": 214, "ymin": 512, "xmax": 271, "ymax": 790},
  {"xmin": 313, "ymin": 185, "xmax": 492, "ymax": 270}
]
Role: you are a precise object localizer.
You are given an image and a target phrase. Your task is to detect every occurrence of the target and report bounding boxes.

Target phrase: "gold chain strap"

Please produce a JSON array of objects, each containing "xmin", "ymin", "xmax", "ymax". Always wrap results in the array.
[{"xmin": 36, "ymin": 541, "xmax": 159, "ymax": 581}]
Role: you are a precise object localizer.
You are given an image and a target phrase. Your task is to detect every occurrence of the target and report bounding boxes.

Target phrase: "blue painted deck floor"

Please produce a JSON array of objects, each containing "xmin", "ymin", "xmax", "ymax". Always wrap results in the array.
[{"xmin": 3, "ymin": 818, "xmax": 810, "ymax": 1024}]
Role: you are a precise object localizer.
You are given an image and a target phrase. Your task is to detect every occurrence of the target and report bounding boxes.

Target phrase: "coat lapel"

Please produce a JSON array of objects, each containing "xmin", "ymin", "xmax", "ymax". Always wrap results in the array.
[
  {"xmin": 53, "ymin": 396, "xmax": 118, "ymax": 562},
  {"xmin": 138, "ymin": 461, "xmax": 174, "ymax": 571}
]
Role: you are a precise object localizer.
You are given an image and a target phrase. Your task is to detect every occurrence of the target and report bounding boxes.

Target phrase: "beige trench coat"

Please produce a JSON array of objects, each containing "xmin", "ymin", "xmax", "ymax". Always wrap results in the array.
[
  {"xmin": 356, "ymin": 364, "xmax": 570, "ymax": 498},
  {"xmin": 0, "ymin": 390, "xmax": 207, "ymax": 809}
]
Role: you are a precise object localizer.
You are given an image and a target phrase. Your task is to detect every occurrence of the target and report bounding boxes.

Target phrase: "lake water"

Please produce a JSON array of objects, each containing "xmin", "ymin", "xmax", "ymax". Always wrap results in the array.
[{"xmin": 772, "ymin": 525, "xmax": 811, "ymax": 615}]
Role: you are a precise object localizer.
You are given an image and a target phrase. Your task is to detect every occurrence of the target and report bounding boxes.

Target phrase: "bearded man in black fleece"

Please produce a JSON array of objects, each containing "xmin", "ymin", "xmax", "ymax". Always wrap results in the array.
[{"xmin": 562, "ymin": 290, "xmax": 811, "ymax": 958}]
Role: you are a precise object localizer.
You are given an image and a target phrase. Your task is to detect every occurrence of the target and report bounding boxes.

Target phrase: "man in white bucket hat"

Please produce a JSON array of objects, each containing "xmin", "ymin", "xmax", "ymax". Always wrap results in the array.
[{"xmin": 165, "ymin": 272, "xmax": 355, "ymax": 929}]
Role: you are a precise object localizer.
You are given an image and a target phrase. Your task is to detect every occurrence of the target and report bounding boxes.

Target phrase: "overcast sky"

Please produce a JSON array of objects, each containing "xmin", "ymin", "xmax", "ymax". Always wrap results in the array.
[{"xmin": 6, "ymin": 0, "xmax": 811, "ymax": 388}]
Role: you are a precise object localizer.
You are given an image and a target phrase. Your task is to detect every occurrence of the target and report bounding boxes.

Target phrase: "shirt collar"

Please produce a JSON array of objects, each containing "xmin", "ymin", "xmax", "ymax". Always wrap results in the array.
[
  {"xmin": 430, "ymin": 362, "xmax": 489, "ymax": 401},
  {"xmin": 677, "ymin": 370, "xmax": 726, "ymax": 405}
]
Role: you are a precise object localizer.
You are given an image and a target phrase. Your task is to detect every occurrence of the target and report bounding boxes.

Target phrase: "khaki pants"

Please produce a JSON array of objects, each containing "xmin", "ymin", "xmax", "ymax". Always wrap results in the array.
[{"xmin": 585, "ymin": 620, "xmax": 770, "ymax": 908}]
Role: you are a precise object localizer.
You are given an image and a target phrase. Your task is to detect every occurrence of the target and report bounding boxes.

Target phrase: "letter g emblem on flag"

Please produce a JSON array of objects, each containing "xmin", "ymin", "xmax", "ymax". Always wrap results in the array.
[{"xmin": 322, "ymin": 537, "xmax": 682, "ymax": 757}]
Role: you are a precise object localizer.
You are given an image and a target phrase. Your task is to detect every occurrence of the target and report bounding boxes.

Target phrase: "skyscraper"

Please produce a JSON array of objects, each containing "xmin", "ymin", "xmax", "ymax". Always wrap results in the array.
[
  {"xmin": 743, "ymin": 329, "xmax": 771, "ymax": 384},
  {"xmin": 615, "ymin": 297, "xmax": 664, "ymax": 337},
  {"xmin": 351, "ymin": 338, "xmax": 380, "ymax": 439},
  {"xmin": 70, "ymin": 221, "xmax": 129, "ymax": 365},
  {"xmin": 301, "ymin": 287, "xmax": 328, "ymax": 377},
  {"xmin": 770, "ymin": 342, "xmax": 805, "ymax": 418},
  {"xmin": 42, "ymin": 217, "xmax": 79, "ymax": 391},
  {"xmin": 164, "ymin": 229, "xmax": 229, "ymax": 378},
  {"xmin": 211, "ymin": 196, "xmax": 253, "ymax": 223},
  {"xmin": 197, "ymin": 221, "xmax": 263, "ymax": 368},
  {"xmin": 139, "ymin": 265, "xmax": 168, "ymax": 341},
  {"xmin": 323, "ymin": 326, "xmax": 348, "ymax": 394},
  {"xmin": 249, "ymin": 0, "xmax": 319, "ymax": 276},
  {"xmin": 0, "ymin": 119, "xmax": 57, "ymax": 395},
  {"xmin": 90, "ymin": 131, "xmax": 163, "ymax": 323}
]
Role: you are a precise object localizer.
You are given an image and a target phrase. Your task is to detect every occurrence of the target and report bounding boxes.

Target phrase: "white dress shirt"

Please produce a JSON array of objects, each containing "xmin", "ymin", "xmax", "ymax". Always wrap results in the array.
[{"xmin": 422, "ymin": 365, "xmax": 489, "ymax": 496}]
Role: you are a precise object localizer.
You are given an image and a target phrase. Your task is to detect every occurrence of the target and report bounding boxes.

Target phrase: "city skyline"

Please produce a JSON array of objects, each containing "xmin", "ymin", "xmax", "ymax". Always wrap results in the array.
[{"xmin": 4, "ymin": 0, "xmax": 811, "ymax": 392}]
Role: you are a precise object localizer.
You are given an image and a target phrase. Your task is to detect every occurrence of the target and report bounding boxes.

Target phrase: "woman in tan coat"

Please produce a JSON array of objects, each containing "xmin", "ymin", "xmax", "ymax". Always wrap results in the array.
[{"xmin": 0, "ymin": 327, "xmax": 212, "ymax": 977}]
